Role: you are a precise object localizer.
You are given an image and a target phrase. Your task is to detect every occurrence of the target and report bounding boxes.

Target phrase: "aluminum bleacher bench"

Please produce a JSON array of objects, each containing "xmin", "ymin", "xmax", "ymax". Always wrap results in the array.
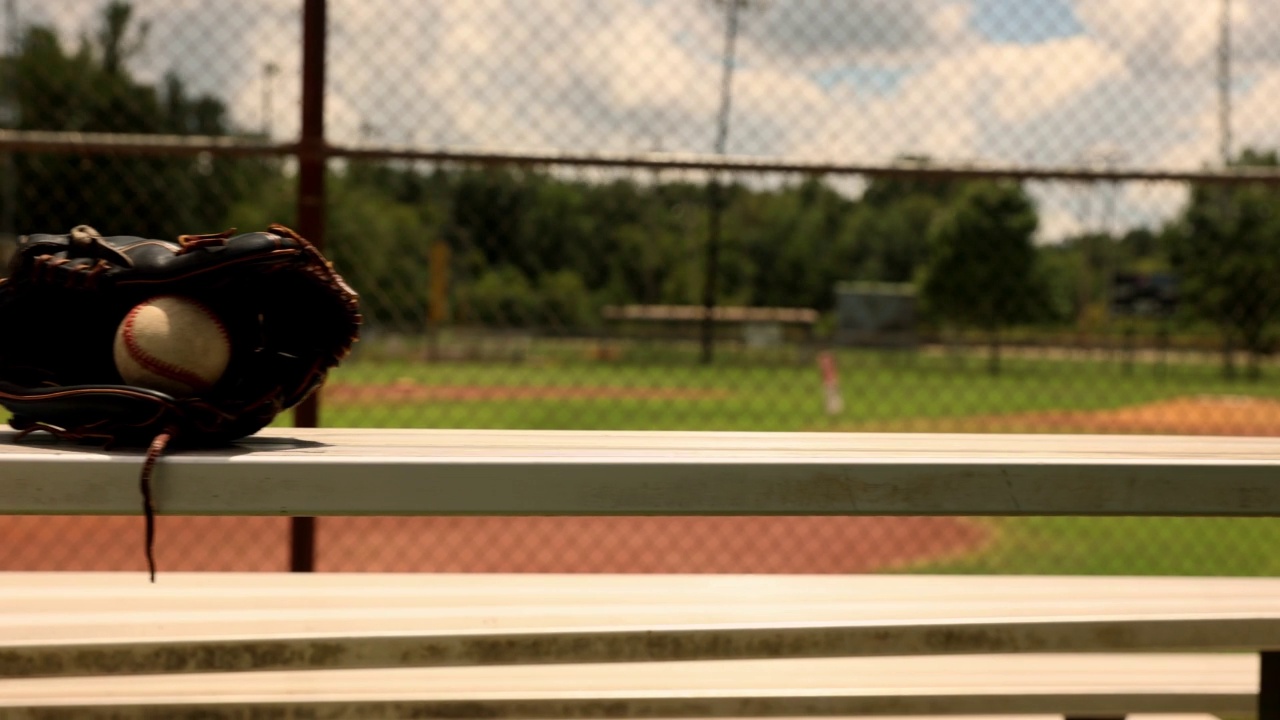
[{"xmin": 1, "ymin": 429, "xmax": 1279, "ymax": 719}]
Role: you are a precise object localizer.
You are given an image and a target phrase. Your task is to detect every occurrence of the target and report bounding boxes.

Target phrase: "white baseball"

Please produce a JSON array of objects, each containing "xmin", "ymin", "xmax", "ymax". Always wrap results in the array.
[{"xmin": 113, "ymin": 295, "xmax": 231, "ymax": 398}]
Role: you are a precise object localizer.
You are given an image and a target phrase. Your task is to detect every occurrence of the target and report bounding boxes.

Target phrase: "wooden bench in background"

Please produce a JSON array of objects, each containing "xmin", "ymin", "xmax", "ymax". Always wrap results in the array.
[
  {"xmin": 1, "ymin": 429, "xmax": 1278, "ymax": 718},
  {"xmin": 601, "ymin": 303, "xmax": 819, "ymax": 349}
]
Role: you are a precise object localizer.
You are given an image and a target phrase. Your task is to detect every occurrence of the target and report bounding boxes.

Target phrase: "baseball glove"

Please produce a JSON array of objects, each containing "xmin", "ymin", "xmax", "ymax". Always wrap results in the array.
[{"xmin": 0, "ymin": 224, "xmax": 360, "ymax": 580}]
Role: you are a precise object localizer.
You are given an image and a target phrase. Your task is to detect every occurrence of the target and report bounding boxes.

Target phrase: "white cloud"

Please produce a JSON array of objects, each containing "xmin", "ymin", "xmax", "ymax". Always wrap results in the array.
[
  {"xmin": 977, "ymin": 37, "xmax": 1125, "ymax": 125},
  {"xmin": 1034, "ymin": 198, "xmax": 1089, "ymax": 245},
  {"xmin": 1120, "ymin": 182, "xmax": 1190, "ymax": 232},
  {"xmin": 19, "ymin": 0, "xmax": 1278, "ymax": 235},
  {"xmin": 1153, "ymin": 58, "xmax": 1280, "ymax": 171},
  {"xmin": 1224, "ymin": 66, "xmax": 1280, "ymax": 158},
  {"xmin": 1074, "ymin": 0, "xmax": 1219, "ymax": 70}
]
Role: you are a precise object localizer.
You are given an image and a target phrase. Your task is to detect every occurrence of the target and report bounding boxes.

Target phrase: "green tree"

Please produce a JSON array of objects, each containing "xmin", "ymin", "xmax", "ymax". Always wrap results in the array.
[
  {"xmin": 458, "ymin": 265, "xmax": 540, "ymax": 327},
  {"xmin": 826, "ymin": 163, "xmax": 963, "ymax": 295},
  {"xmin": 6, "ymin": 2, "xmax": 267, "ymax": 238},
  {"xmin": 1168, "ymin": 149, "xmax": 1280, "ymax": 379},
  {"xmin": 1034, "ymin": 243, "xmax": 1083, "ymax": 324},
  {"xmin": 735, "ymin": 177, "xmax": 856, "ymax": 310},
  {"xmin": 843, "ymin": 193, "xmax": 940, "ymax": 283},
  {"xmin": 327, "ymin": 178, "xmax": 438, "ymax": 331},
  {"xmin": 94, "ymin": 1, "xmax": 150, "ymax": 77},
  {"xmin": 1119, "ymin": 227, "xmax": 1165, "ymax": 271},
  {"xmin": 860, "ymin": 161, "xmax": 965, "ymax": 210},
  {"xmin": 921, "ymin": 180, "xmax": 1043, "ymax": 375}
]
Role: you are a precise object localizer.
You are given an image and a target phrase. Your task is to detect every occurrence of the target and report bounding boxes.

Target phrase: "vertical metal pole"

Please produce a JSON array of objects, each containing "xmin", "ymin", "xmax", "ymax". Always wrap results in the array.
[
  {"xmin": 1219, "ymin": 0, "xmax": 1232, "ymax": 167},
  {"xmin": 1262, "ymin": 650, "xmax": 1280, "ymax": 720},
  {"xmin": 1216, "ymin": 0, "xmax": 1236, "ymax": 379},
  {"xmin": 701, "ymin": 0, "xmax": 741, "ymax": 365},
  {"xmin": 290, "ymin": 0, "xmax": 326, "ymax": 573},
  {"xmin": 702, "ymin": 181, "xmax": 722, "ymax": 363}
]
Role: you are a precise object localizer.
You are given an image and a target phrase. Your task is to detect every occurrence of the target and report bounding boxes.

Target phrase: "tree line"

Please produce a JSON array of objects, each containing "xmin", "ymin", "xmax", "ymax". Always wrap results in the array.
[{"xmin": 5, "ymin": 3, "xmax": 1280, "ymax": 376}]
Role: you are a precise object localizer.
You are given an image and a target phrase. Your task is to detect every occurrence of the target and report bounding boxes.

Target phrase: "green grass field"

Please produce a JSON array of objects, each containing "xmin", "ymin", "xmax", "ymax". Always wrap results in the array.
[
  {"xmin": 321, "ymin": 345, "xmax": 1280, "ymax": 431},
  {"xmin": 906, "ymin": 517, "xmax": 1280, "ymax": 576},
  {"xmin": 306, "ymin": 344, "xmax": 1280, "ymax": 577}
]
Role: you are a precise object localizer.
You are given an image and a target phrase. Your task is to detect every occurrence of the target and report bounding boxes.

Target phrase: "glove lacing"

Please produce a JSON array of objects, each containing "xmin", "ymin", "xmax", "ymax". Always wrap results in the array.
[{"xmin": 140, "ymin": 429, "xmax": 177, "ymax": 583}]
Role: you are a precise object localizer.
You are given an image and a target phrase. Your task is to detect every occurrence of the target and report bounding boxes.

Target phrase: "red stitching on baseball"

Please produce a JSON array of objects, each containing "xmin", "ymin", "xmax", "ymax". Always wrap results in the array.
[{"xmin": 121, "ymin": 295, "xmax": 228, "ymax": 393}]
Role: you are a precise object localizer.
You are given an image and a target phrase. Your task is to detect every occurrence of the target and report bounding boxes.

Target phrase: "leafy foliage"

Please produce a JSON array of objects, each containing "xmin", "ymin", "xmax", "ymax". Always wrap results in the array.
[
  {"xmin": 3, "ymin": 2, "xmax": 272, "ymax": 238},
  {"xmin": 921, "ymin": 180, "xmax": 1044, "ymax": 373},
  {"xmin": 1168, "ymin": 150, "xmax": 1280, "ymax": 378}
]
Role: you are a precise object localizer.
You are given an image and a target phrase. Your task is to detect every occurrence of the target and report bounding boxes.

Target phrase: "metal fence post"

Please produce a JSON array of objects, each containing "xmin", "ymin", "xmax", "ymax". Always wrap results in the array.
[{"xmin": 290, "ymin": 0, "xmax": 326, "ymax": 573}]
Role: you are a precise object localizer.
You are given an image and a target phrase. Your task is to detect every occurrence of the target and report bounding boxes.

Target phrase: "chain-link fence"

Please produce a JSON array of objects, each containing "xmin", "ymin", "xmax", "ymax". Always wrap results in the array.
[{"xmin": 3, "ymin": 0, "xmax": 1280, "ymax": 577}]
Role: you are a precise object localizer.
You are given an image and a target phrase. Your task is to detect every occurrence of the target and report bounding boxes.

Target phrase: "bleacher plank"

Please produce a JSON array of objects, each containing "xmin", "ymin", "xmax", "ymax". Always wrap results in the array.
[
  {"xmin": 10, "ymin": 572, "xmax": 1280, "ymax": 625},
  {"xmin": 2, "ymin": 429, "xmax": 1280, "ymax": 516},
  {"xmin": 3, "ymin": 427, "xmax": 1279, "ymax": 719},
  {"xmin": 0, "ymin": 654, "xmax": 1257, "ymax": 719},
  {"xmin": 3, "ymin": 573, "xmax": 1280, "ymax": 677}
]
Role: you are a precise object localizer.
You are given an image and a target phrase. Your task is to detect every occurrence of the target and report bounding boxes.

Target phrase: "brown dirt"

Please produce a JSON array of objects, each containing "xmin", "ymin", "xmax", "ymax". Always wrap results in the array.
[
  {"xmin": 852, "ymin": 394, "xmax": 1280, "ymax": 436},
  {"xmin": 0, "ymin": 516, "xmax": 988, "ymax": 574},
  {"xmin": 326, "ymin": 380, "xmax": 732, "ymax": 404}
]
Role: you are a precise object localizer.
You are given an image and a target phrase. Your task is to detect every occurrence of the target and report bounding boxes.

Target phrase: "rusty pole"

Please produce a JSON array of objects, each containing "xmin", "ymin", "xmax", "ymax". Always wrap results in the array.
[{"xmin": 290, "ymin": 0, "xmax": 326, "ymax": 573}]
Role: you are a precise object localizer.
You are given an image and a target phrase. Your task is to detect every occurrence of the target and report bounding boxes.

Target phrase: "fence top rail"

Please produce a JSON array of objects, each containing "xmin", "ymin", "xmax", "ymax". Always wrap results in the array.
[
  {"xmin": 0, "ymin": 429, "xmax": 1278, "ymax": 517},
  {"xmin": 6, "ymin": 129, "xmax": 1280, "ymax": 184}
]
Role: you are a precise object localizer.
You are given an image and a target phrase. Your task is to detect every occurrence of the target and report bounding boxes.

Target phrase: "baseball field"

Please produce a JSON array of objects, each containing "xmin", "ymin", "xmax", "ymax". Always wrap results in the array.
[
  {"xmin": 319, "ymin": 346, "xmax": 1280, "ymax": 433},
  {"xmin": 4, "ymin": 343, "xmax": 1280, "ymax": 577}
]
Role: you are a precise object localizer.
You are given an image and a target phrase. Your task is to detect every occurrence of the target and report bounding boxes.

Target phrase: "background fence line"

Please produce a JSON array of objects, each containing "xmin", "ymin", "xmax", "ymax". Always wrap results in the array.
[{"xmin": 11, "ymin": 128, "xmax": 1280, "ymax": 183}]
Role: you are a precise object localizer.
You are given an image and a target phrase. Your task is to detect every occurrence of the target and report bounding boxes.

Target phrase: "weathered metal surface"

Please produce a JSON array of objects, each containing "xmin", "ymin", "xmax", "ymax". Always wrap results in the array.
[
  {"xmin": 1, "ymin": 617, "xmax": 1278, "ymax": 678},
  {"xmin": 0, "ymin": 654, "xmax": 1256, "ymax": 718},
  {"xmin": 1, "ymin": 430, "xmax": 1280, "ymax": 517},
  {"xmin": 0, "ymin": 575, "xmax": 1266, "ymax": 716},
  {"xmin": 9, "ymin": 573, "xmax": 1280, "ymax": 644},
  {"xmin": 0, "ymin": 694, "xmax": 1255, "ymax": 720}
]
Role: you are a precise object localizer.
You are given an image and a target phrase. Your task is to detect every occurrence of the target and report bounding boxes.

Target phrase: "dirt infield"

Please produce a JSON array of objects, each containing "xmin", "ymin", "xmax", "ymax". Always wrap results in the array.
[
  {"xmin": 0, "ymin": 516, "xmax": 988, "ymax": 574},
  {"xmin": 851, "ymin": 394, "xmax": 1280, "ymax": 436}
]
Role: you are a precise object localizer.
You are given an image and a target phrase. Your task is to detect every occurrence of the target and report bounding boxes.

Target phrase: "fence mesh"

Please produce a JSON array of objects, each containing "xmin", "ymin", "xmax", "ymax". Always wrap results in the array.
[{"xmin": 3, "ymin": 0, "xmax": 1280, "ymax": 577}]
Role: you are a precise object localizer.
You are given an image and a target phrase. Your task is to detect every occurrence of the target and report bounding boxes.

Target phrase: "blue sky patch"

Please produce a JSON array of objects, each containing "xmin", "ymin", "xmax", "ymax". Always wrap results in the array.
[
  {"xmin": 972, "ymin": 0, "xmax": 1084, "ymax": 44},
  {"xmin": 814, "ymin": 66, "xmax": 912, "ymax": 96}
]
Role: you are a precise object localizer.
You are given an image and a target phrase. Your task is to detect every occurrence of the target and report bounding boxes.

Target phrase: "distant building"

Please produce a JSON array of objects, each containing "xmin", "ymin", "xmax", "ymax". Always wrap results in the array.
[
  {"xmin": 834, "ymin": 281, "xmax": 918, "ymax": 348},
  {"xmin": 602, "ymin": 304, "xmax": 817, "ymax": 346},
  {"xmin": 1110, "ymin": 272, "xmax": 1179, "ymax": 319}
]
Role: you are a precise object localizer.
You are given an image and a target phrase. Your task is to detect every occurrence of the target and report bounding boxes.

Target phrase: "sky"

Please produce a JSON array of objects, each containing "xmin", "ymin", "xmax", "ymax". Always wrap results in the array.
[{"xmin": 7, "ymin": 0, "xmax": 1278, "ymax": 242}]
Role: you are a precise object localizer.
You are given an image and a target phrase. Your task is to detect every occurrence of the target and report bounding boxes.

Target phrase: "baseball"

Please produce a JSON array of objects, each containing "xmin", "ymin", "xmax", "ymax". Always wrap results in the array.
[{"xmin": 113, "ymin": 295, "xmax": 231, "ymax": 398}]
